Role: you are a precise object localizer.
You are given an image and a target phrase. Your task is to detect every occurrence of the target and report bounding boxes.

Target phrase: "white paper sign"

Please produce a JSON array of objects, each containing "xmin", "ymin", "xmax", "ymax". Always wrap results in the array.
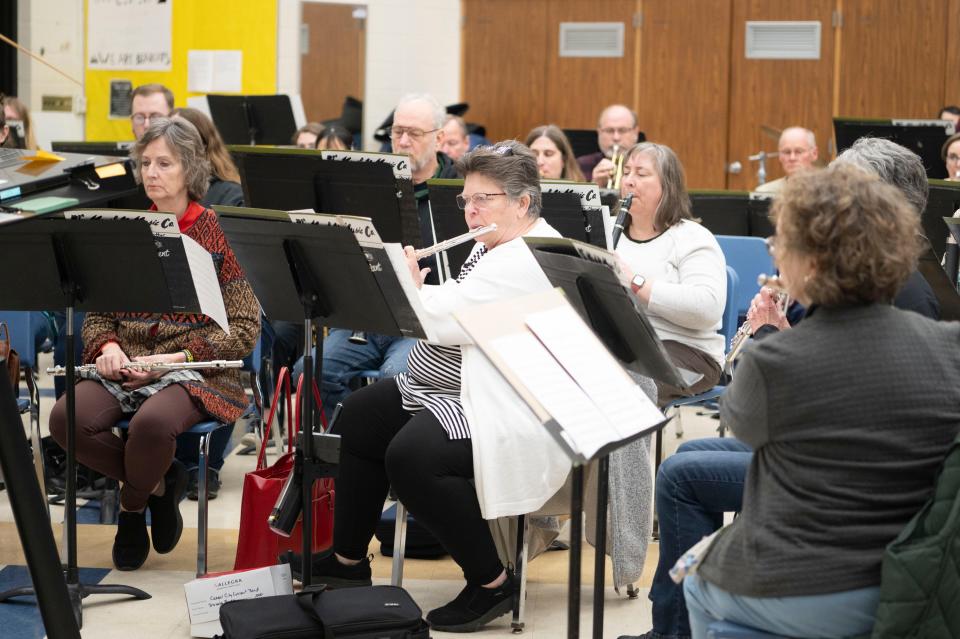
[
  {"xmin": 184, "ymin": 564, "xmax": 293, "ymax": 637},
  {"xmin": 87, "ymin": 0, "xmax": 173, "ymax": 71},
  {"xmin": 188, "ymin": 50, "xmax": 243, "ymax": 93},
  {"xmin": 320, "ymin": 150, "xmax": 413, "ymax": 180}
]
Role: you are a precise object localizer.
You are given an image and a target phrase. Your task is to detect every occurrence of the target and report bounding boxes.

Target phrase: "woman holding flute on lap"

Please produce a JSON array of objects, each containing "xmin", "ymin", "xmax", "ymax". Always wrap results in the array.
[
  {"xmin": 613, "ymin": 142, "xmax": 727, "ymax": 405},
  {"xmin": 49, "ymin": 118, "xmax": 260, "ymax": 571},
  {"xmin": 283, "ymin": 141, "xmax": 564, "ymax": 633}
]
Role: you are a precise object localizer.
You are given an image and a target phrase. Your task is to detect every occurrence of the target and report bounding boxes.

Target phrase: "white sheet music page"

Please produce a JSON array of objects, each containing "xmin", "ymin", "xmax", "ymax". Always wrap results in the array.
[
  {"xmin": 490, "ymin": 332, "xmax": 616, "ymax": 459},
  {"xmin": 524, "ymin": 305, "xmax": 663, "ymax": 441},
  {"xmin": 384, "ymin": 243, "xmax": 439, "ymax": 342},
  {"xmin": 181, "ymin": 235, "xmax": 230, "ymax": 334}
]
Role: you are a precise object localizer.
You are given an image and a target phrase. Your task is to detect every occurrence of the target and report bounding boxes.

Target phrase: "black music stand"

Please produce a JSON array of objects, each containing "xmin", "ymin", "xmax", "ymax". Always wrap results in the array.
[
  {"xmin": 0, "ymin": 363, "xmax": 81, "ymax": 638},
  {"xmin": 231, "ymin": 147, "xmax": 421, "ymax": 248},
  {"xmin": 0, "ymin": 215, "xmax": 205, "ymax": 625},
  {"xmin": 215, "ymin": 210, "xmax": 427, "ymax": 587},
  {"xmin": 689, "ymin": 191, "xmax": 752, "ymax": 236},
  {"xmin": 207, "ymin": 95, "xmax": 298, "ymax": 146},
  {"xmin": 925, "ymin": 180, "xmax": 960, "ymax": 264},
  {"xmin": 524, "ymin": 237, "xmax": 689, "ymax": 639},
  {"xmin": 834, "ymin": 118, "xmax": 954, "ymax": 180}
]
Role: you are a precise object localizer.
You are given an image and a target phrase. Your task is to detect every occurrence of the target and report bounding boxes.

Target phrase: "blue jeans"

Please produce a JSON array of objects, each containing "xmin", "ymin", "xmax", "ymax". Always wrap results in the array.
[
  {"xmin": 683, "ymin": 575, "xmax": 879, "ymax": 638},
  {"xmin": 294, "ymin": 329, "xmax": 416, "ymax": 422},
  {"xmin": 651, "ymin": 438, "xmax": 753, "ymax": 639}
]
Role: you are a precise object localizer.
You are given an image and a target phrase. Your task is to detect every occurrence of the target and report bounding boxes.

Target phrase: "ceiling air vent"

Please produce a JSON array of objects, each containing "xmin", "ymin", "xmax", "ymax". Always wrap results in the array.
[
  {"xmin": 745, "ymin": 21, "xmax": 821, "ymax": 60},
  {"xmin": 559, "ymin": 22, "xmax": 625, "ymax": 58}
]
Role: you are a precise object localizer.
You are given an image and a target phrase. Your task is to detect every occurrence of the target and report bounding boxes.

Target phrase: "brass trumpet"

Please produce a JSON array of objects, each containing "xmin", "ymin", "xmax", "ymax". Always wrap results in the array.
[
  {"xmin": 724, "ymin": 274, "xmax": 789, "ymax": 368},
  {"xmin": 606, "ymin": 144, "xmax": 626, "ymax": 190}
]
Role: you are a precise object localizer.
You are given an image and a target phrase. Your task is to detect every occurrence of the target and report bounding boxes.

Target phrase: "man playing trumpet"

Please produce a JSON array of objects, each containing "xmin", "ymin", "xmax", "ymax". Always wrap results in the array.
[{"xmin": 577, "ymin": 103, "xmax": 641, "ymax": 188}]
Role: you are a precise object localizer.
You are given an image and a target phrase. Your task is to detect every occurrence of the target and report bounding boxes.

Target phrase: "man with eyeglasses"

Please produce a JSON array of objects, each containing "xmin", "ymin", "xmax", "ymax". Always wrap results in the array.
[
  {"xmin": 130, "ymin": 84, "xmax": 174, "ymax": 140},
  {"xmin": 577, "ymin": 104, "xmax": 641, "ymax": 187},
  {"xmin": 299, "ymin": 93, "xmax": 459, "ymax": 423},
  {"xmin": 755, "ymin": 126, "xmax": 818, "ymax": 193}
]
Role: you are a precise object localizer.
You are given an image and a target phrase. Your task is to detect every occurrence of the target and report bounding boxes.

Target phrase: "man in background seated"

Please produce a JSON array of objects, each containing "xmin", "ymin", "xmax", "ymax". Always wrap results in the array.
[
  {"xmin": 440, "ymin": 114, "xmax": 470, "ymax": 161},
  {"xmin": 577, "ymin": 103, "xmax": 640, "ymax": 187},
  {"xmin": 297, "ymin": 93, "xmax": 458, "ymax": 421},
  {"xmin": 938, "ymin": 105, "xmax": 960, "ymax": 126},
  {"xmin": 619, "ymin": 136, "xmax": 939, "ymax": 639},
  {"xmin": 130, "ymin": 84, "xmax": 174, "ymax": 141},
  {"xmin": 754, "ymin": 126, "xmax": 818, "ymax": 194}
]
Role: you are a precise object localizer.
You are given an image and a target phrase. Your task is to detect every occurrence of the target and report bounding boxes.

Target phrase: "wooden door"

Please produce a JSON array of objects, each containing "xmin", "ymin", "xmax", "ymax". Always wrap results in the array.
[
  {"xmin": 947, "ymin": 0, "xmax": 960, "ymax": 103},
  {"xmin": 837, "ymin": 0, "xmax": 948, "ymax": 119},
  {"xmin": 461, "ymin": 0, "xmax": 550, "ymax": 141},
  {"xmin": 300, "ymin": 3, "xmax": 365, "ymax": 124},
  {"xmin": 725, "ymin": 0, "xmax": 836, "ymax": 190},
  {"xmin": 543, "ymin": 0, "xmax": 638, "ymax": 131},
  {"xmin": 637, "ymin": 0, "xmax": 733, "ymax": 188}
]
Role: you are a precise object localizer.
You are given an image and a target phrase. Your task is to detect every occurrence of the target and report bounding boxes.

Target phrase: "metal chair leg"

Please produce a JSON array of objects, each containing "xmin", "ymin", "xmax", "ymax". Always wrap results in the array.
[
  {"xmin": 197, "ymin": 433, "xmax": 211, "ymax": 577},
  {"xmin": 390, "ymin": 500, "xmax": 408, "ymax": 587},
  {"xmin": 511, "ymin": 514, "xmax": 529, "ymax": 633}
]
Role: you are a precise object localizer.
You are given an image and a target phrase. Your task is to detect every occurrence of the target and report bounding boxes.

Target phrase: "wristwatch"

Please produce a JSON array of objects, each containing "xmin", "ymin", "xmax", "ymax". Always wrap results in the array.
[{"xmin": 630, "ymin": 274, "xmax": 647, "ymax": 293}]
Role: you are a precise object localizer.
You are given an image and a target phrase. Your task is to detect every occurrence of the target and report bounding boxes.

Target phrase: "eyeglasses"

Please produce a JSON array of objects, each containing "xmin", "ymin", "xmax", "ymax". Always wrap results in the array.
[
  {"xmin": 947, "ymin": 153, "xmax": 960, "ymax": 163},
  {"xmin": 455, "ymin": 192, "xmax": 507, "ymax": 209},
  {"xmin": 131, "ymin": 113, "xmax": 167, "ymax": 126},
  {"xmin": 779, "ymin": 148, "xmax": 812, "ymax": 158},
  {"xmin": 390, "ymin": 126, "xmax": 440, "ymax": 140},
  {"xmin": 599, "ymin": 127, "xmax": 635, "ymax": 136}
]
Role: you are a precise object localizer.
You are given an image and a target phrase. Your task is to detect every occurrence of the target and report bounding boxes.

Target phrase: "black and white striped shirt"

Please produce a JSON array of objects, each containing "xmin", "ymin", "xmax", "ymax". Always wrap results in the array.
[{"xmin": 395, "ymin": 246, "xmax": 487, "ymax": 439}]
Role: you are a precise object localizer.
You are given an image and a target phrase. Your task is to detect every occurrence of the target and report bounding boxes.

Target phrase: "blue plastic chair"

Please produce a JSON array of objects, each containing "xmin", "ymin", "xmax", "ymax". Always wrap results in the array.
[
  {"xmin": 707, "ymin": 620, "xmax": 789, "ymax": 638},
  {"xmin": 116, "ymin": 418, "xmax": 228, "ymax": 577},
  {"xmin": 715, "ymin": 235, "xmax": 775, "ymax": 328}
]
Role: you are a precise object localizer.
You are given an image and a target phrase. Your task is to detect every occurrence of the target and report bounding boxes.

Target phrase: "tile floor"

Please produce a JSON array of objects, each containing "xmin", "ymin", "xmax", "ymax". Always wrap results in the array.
[{"xmin": 0, "ymin": 351, "xmax": 724, "ymax": 638}]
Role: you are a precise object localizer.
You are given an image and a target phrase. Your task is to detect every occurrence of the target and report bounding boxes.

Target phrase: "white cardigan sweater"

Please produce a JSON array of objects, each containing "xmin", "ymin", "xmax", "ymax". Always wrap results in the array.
[
  {"xmin": 415, "ymin": 217, "xmax": 571, "ymax": 518},
  {"xmin": 615, "ymin": 219, "xmax": 727, "ymax": 367}
]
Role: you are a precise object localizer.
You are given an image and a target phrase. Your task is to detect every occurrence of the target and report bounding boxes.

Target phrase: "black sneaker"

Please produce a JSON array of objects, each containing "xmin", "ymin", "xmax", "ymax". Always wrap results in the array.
[
  {"xmin": 279, "ymin": 550, "xmax": 372, "ymax": 588},
  {"xmin": 187, "ymin": 468, "xmax": 221, "ymax": 501},
  {"xmin": 426, "ymin": 571, "xmax": 514, "ymax": 632},
  {"xmin": 113, "ymin": 511, "xmax": 149, "ymax": 570},
  {"xmin": 147, "ymin": 459, "xmax": 188, "ymax": 554}
]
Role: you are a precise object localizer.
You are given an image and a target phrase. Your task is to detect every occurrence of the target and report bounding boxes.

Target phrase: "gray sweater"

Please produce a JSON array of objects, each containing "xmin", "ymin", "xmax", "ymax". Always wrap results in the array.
[{"xmin": 699, "ymin": 303, "xmax": 960, "ymax": 598}]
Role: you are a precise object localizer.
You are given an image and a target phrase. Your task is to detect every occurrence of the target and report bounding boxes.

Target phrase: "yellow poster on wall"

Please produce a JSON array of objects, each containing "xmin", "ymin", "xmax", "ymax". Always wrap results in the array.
[{"xmin": 84, "ymin": 0, "xmax": 277, "ymax": 141}]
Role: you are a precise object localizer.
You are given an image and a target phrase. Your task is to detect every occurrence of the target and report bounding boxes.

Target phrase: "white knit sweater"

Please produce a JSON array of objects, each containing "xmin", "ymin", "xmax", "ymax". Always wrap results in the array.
[{"xmin": 616, "ymin": 219, "xmax": 727, "ymax": 366}]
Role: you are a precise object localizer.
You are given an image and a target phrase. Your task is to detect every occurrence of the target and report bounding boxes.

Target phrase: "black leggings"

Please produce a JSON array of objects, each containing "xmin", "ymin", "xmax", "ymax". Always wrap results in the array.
[{"xmin": 331, "ymin": 378, "xmax": 503, "ymax": 585}]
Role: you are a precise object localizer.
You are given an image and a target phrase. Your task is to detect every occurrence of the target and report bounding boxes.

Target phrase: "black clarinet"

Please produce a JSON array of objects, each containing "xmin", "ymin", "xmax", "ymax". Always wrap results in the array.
[{"xmin": 611, "ymin": 193, "xmax": 634, "ymax": 250}]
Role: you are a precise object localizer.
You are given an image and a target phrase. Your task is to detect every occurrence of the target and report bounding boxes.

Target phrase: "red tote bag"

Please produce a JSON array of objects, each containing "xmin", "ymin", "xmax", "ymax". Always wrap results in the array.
[{"xmin": 233, "ymin": 367, "xmax": 334, "ymax": 570}]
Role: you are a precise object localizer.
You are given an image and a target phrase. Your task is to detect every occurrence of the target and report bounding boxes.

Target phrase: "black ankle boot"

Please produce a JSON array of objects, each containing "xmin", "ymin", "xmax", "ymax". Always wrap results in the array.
[
  {"xmin": 426, "ymin": 571, "xmax": 514, "ymax": 632},
  {"xmin": 113, "ymin": 511, "xmax": 149, "ymax": 571},
  {"xmin": 147, "ymin": 459, "xmax": 188, "ymax": 554}
]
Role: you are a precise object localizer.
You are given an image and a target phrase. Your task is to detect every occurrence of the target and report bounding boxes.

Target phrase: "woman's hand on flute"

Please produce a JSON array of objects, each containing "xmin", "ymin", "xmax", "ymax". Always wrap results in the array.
[
  {"xmin": 121, "ymin": 352, "xmax": 185, "ymax": 390},
  {"xmin": 746, "ymin": 287, "xmax": 790, "ymax": 332},
  {"xmin": 96, "ymin": 342, "xmax": 131, "ymax": 381},
  {"xmin": 403, "ymin": 245, "xmax": 431, "ymax": 290}
]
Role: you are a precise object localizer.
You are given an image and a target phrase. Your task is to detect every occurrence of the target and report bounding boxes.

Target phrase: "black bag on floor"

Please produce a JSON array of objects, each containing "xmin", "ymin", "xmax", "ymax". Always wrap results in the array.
[
  {"xmin": 375, "ymin": 504, "xmax": 448, "ymax": 559},
  {"xmin": 218, "ymin": 585, "xmax": 430, "ymax": 639}
]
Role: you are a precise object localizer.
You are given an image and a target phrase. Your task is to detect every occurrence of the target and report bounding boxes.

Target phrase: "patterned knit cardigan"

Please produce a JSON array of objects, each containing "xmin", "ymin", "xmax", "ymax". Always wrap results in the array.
[{"xmin": 81, "ymin": 206, "xmax": 261, "ymax": 423}]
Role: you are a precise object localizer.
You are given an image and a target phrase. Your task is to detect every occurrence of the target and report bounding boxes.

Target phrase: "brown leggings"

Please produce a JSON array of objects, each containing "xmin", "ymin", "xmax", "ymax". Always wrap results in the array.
[{"xmin": 49, "ymin": 381, "xmax": 205, "ymax": 511}]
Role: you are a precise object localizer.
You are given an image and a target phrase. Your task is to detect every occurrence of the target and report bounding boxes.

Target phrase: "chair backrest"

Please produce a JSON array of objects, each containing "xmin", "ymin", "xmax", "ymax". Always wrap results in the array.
[
  {"xmin": 0, "ymin": 310, "xmax": 38, "ymax": 369},
  {"xmin": 715, "ymin": 235, "xmax": 775, "ymax": 326},
  {"xmin": 721, "ymin": 266, "xmax": 740, "ymax": 349}
]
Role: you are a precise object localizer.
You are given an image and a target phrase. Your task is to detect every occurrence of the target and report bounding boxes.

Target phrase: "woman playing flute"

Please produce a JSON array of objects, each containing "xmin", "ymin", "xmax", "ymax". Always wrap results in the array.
[{"xmin": 49, "ymin": 118, "xmax": 260, "ymax": 571}]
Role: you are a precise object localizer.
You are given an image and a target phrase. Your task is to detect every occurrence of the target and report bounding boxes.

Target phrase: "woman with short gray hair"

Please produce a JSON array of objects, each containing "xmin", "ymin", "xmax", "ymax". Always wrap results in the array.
[
  {"xmin": 49, "ymin": 117, "xmax": 260, "ymax": 571},
  {"xmin": 292, "ymin": 140, "xmax": 565, "ymax": 633}
]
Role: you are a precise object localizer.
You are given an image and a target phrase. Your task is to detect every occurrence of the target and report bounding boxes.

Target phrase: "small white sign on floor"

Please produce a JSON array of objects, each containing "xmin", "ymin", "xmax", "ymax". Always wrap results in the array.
[{"xmin": 184, "ymin": 563, "xmax": 293, "ymax": 637}]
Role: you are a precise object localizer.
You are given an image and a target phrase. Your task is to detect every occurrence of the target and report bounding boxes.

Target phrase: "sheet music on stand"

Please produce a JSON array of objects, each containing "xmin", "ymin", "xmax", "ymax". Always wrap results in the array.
[
  {"xmin": 523, "ymin": 236, "xmax": 695, "ymax": 390},
  {"xmin": 455, "ymin": 288, "xmax": 669, "ymax": 464},
  {"xmin": 214, "ymin": 205, "xmax": 434, "ymax": 340},
  {"xmin": 63, "ymin": 209, "xmax": 229, "ymax": 332}
]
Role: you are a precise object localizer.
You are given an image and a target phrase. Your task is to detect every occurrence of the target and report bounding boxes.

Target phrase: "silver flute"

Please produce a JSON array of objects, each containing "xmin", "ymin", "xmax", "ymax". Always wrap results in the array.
[
  {"xmin": 46, "ymin": 359, "xmax": 244, "ymax": 376},
  {"xmin": 413, "ymin": 224, "xmax": 497, "ymax": 260},
  {"xmin": 725, "ymin": 274, "xmax": 789, "ymax": 368}
]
